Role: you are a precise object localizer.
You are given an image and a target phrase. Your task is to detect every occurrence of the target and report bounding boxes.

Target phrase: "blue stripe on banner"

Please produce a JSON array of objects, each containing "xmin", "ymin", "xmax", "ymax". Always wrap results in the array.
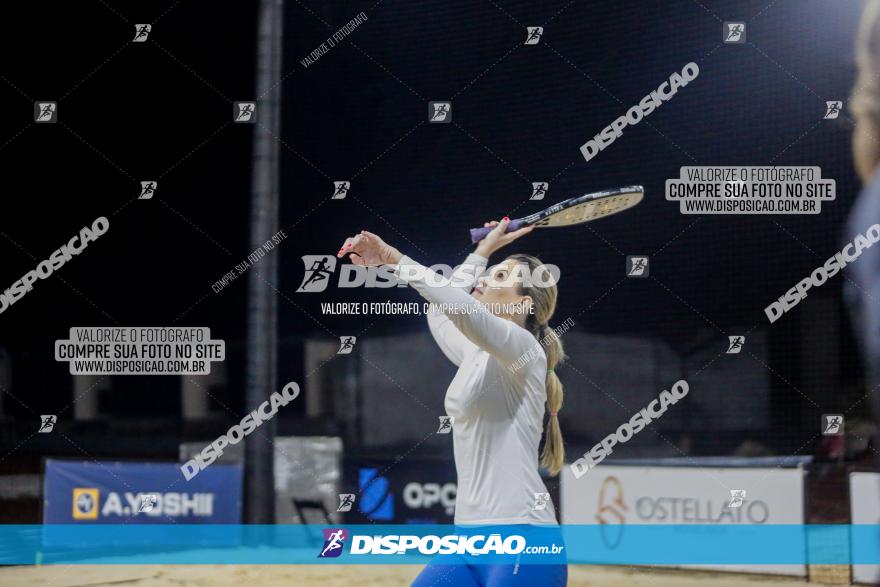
[{"xmin": 0, "ymin": 524, "xmax": 878, "ymax": 565}]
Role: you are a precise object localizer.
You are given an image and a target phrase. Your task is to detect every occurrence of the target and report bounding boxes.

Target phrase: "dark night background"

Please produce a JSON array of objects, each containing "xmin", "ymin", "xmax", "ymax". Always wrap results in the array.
[{"xmin": 0, "ymin": 0, "xmax": 872, "ymax": 520}]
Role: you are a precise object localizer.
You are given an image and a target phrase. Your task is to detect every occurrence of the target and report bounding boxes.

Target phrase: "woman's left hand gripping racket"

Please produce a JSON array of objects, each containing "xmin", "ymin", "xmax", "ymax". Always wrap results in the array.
[{"xmin": 469, "ymin": 185, "xmax": 644, "ymax": 243}]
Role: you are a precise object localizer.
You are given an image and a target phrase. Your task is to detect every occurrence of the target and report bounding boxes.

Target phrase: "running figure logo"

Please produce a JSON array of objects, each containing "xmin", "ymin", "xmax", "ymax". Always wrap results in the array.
[
  {"xmin": 728, "ymin": 489, "xmax": 746, "ymax": 508},
  {"xmin": 626, "ymin": 256, "xmax": 649, "ymax": 278},
  {"xmin": 822, "ymin": 414, "xmax": 844, "ymax": 436},
  {"xmin": 524, "ymin": 27, "xmax": 543, "ymax": 45},
  {"xmin": 723, "ymin": 22, "xmax": 745, "ymax": 43},
  {"xmin": 297, "ymin": 255, "xmax": 337, "ymax": 292},
  {"xmin": 531, "ymin": 182, "xmax": 548, "ymax": 201},
  {"xmin": 233, "ymin": 102, "xmax": 256, "ymax": 123},
  {"xmin": 436, "ymin": 416, "xmax": 454, "ymax": 434},
  {"xmin": 726, "ymin": 336, "xmax": 745, "ymax": 354},
  {"xmin": 429, "ymin": 102, "xmax": 452, "ymax": 123},
  {"xmin": 337, "ymin": 336, "xmax": 357, "ymax": 355},
  {"xmin": 138, "ymin": 494, "xmax": 158, "ymax": 513},
  {"xmin": 332, "ymin": 181, "xmax": 350, "ymax": 200},
  {"xmin": 34, "ymin": 102, "xmax": 57, "ymax": 123},
  {"xmin": 318, "ymin": 528, "xmax": 348, "ymax": 558},
  {"xmin": 133, "ymin": 24, "xmax": 151, "ymax": 42},
  {"xmin": 532, "ymin": 492, "xmax": 550, "ymax": 510},
  {"xmin": 824, "ymin": 101, "xmax": 842, "ymax": 119},
  {"xmin": 38, "ymin": 415, "xmax": 57, "ymax": 433},
  {"xmin": 337, "ymin": 493, "xmax": 356, "ymax": 512},
  {"xmin": 139, "ymin": 181, "xmax": 157, "ymax": 200}
]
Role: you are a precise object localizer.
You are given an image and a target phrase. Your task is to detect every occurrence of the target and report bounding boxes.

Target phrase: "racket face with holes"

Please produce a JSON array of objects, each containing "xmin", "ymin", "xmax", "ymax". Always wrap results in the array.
[
  {"xmin": 525, "ymin": 186, "xmax": 644, "ymax": 228},
  {"xmin": 468, "ymin": 186, "xmax": 644, "ymax": 242}
]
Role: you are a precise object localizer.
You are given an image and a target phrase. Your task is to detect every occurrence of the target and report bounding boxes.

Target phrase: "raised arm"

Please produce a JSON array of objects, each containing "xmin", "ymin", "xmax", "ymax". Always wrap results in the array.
[
  {"xmin": 424, "ymin": 253, "xmax": 487, "ymax": 366},
  {"xmin": 394, "ymin": 255, "xmax": 537, "ymax": 365},
  {"xmin": 337, "ymin": 221, "xmax": 537, "ymax": 366}
]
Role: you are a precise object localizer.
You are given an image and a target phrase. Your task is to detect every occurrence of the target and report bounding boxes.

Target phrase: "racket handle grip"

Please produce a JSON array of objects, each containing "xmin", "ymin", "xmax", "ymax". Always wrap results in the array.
[{"xmin": 469, "ymin": 219, "xmax": 525, "ymax": 243}]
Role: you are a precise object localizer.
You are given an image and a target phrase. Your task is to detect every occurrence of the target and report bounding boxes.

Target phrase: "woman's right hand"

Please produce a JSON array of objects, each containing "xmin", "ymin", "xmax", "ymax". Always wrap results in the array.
[{"xmin": 474, "ymin": 218, "xmax": 535, "ymax": 258}]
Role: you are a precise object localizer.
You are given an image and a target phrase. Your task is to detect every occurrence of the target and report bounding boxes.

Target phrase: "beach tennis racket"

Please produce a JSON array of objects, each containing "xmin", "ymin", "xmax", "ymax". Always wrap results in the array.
[{"xmin": 469, "ymin": 185, "xmax": 645, "ymax": 243}]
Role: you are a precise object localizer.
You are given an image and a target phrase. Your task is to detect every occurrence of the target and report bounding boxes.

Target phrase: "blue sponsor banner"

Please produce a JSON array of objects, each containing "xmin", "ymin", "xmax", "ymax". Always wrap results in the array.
[
  {"xmin": 43, "ymin": 460, "xmax": 242, "ymax": 525},
  {"xmin": 1, "ymin": 524, "xmax": 880, "ymax": 565},
  {"xmin": 358, "ymin": 467, "xmax": 395, "ymax": 521},
  {"xmin": 343, "ymin": 458, "xmax": 459, "ymax": 523}
]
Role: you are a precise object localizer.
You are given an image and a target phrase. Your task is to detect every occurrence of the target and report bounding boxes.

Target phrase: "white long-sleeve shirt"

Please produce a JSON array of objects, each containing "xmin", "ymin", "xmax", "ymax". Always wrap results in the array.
[{"xmin": 394, "ymin": 253, "xmax": 558, "ymax": 525}]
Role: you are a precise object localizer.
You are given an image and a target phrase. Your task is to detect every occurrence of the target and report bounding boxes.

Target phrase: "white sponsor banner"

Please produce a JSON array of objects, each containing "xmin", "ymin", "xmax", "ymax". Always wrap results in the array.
[
  {"xmin": 851, "ymin": 472, "xmax": 880, "ymax": 584},
  {"xmin": 560, "ymin": 464, "xmax": 806, "ymax": 576}
]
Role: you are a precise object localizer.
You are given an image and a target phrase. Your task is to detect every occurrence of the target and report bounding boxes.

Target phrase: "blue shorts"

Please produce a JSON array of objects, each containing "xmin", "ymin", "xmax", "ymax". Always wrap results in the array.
[{"xmin": 410, "ymin": 557, "xmax": 568, "ymax": 587}]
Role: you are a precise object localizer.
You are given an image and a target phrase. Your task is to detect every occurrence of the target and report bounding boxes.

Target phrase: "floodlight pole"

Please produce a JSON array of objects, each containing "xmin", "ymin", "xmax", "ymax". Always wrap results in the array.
[{"xmin": 244, "ymin": 0, "xmax": 283, "ymax": 524}]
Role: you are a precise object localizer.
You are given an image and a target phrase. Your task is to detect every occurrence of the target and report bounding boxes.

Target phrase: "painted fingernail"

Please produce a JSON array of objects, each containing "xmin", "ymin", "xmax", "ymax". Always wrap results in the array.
[{"xmin": 503, "ymin": 216, "xmax": 509, "ymax": 221}]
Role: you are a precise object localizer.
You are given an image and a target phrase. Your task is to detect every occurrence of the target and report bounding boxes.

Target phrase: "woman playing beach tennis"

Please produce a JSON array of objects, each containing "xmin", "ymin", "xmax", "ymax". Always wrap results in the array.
[{"xmin": 337, "ymin": 218, "xmax": 568, "ymax": 587}]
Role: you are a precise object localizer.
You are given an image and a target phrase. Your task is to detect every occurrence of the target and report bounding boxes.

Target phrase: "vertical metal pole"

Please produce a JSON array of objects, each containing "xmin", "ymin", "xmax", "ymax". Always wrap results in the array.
[{"xmin": 244, "ymin": 0, "xmax": 283, "ymax": 524}]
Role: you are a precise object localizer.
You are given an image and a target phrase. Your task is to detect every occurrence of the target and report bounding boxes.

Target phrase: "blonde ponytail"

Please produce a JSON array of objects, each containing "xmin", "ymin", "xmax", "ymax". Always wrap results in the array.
[
  {"xmin": 541, "ymin": 324, "xmax": 566, "ymax": 475},
  {"xmin": 507, "ymin": 254, "xmax": 567, "ymax": 476}
]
